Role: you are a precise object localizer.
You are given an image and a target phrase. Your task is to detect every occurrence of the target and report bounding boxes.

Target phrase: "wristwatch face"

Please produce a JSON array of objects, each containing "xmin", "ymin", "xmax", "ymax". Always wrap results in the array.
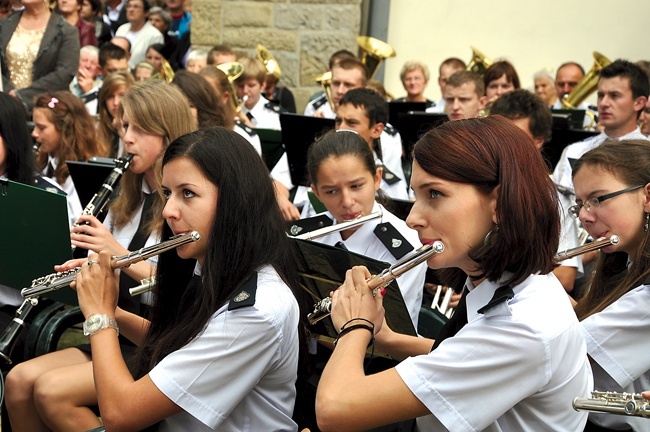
[{"xmin": 84, "ymin": 314, "xmax": 104, "ymax": 335}]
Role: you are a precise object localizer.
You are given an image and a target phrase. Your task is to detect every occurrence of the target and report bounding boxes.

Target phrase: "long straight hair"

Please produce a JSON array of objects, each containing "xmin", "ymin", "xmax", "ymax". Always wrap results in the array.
[
  {"xmin": 110, "ymin": 81, "xmax": 195, "ymax": 233},
  {"xmin": 573, "ymin": 139, "xmax": 650, "ymax": 320},
  {"xmin": 134, "ymin": 127, "xmax": 307, "ymax": 376},
  {"xmin": 0, "ymin": 92, "xmax": 35, "ymax": 184},
  {"xmin": 413, "ymin": 116, "xmax": 560, "ymax": 286},
  {"xmin": 98, "ymin": 71, "xmax": 134, "ymax": 157}
]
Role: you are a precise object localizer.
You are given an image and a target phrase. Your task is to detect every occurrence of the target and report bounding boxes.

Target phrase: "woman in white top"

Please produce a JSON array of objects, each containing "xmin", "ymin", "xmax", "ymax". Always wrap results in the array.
[
  {"xmin": 316, "ymin": 116, "xmax": 592, "ymax": 432},
  {"xmin": 572, "ymin": 139, "xmax": 650, "ymax": 432},
  {"xmin": 5, "ymin": 80, "xmax": 196, "ymax": 431},
  {"xmin": 73, "ymin": 127, "xmax": 304, "ymax": 431},
  {"xmin": 306, "ymin": 130, "xmax": 425, "ymax": 328},
  {"xmin": 32, "ymin": 90, "xmax": 109, "ymax": 226}
]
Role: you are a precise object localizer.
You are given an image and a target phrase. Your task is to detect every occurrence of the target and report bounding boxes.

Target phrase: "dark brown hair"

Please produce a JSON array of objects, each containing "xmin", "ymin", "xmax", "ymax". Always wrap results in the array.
[
  {"xmin": 412, "ymin": 116, "xmax": 560, "ymax": 286},
  {"xmin": 484, "ymin": 61, "xmax": 521, "ymax": 90}
]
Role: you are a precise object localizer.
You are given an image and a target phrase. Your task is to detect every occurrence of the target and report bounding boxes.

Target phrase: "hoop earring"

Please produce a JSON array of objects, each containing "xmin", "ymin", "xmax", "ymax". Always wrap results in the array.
[
  {"xmin": 644, "ymin": 212, "xmax": 649, "ymax": 233},
  {"xmin": 484, "ymin": 224, "xmax": 499, "ymax": 246}
]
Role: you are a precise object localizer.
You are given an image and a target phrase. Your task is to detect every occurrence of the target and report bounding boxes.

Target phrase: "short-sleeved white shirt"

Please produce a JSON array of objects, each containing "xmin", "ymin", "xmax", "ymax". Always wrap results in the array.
[
  {"xmin": 233, "ymin": 124, "xmax": 262, "ymax": 156},
  {"xmin": 395, "ymin": 273, "xmax": 592, "ymax": 432},
  {"xmin": 315, "ymin": 202, "xmax": 425, "ymax": 328},
  {"xmin": 149, "ymin": 265, "xmax": 300, "ymax": 431},
  {"xmin": 240, "ymin": 95, "xmax": 282, "ymax": 131},
  {"xmin": 43, "ymin": 155, "xmax": 82, "ymax": 227},
  {"xmin": 580, "ymin": 282, "xmax": 650, "ymax": 430}
]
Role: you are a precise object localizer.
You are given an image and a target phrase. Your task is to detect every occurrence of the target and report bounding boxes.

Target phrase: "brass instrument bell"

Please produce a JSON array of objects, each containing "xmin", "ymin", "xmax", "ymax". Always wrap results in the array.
[
  {"xmin": 150, "ymin": 58, "xmax": 176, "ymax": 84},
  {"xmin": 466, "ymin": 46, "xmax": 493, "ymax": 76},
  {"xmin": 357, "ymin": 36, "xmax": 396, "ymax": 80},
  {"xmin": 562, "ymin": 51, "xmax": 611, "ymax": 109},
  {"xmin": 216, "ymin": 61, "xmax": 246, "ymax": 110},
  {"xmin": 314, "ymin": 70, "xmax": 335, "ymax": 111},
  {"xmin": 256, "ymin": 44, "xmax": 281, "ymax": 80}
]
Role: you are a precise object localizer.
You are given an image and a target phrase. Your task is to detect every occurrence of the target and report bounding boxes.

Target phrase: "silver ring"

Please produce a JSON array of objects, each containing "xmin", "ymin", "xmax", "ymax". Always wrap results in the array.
[{"xmin": 87, "ymin": 260, "xmax": 95, "ymax": 268}]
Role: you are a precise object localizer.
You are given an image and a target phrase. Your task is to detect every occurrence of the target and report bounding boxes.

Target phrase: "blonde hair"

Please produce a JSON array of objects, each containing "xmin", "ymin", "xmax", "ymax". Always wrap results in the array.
[
  {"xmin": 98, "ymin": 71, "xmax": 135, "ymax": 157},
  {"xmin": 111, "ymin": 81, "xmax": 196, "ymax": 232}
]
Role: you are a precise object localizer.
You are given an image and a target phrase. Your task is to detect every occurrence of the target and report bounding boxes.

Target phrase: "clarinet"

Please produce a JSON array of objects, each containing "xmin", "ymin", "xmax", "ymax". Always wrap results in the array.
[{"xmin": 71, "ymin": 154, "xmax": 133, "ymax": 251}]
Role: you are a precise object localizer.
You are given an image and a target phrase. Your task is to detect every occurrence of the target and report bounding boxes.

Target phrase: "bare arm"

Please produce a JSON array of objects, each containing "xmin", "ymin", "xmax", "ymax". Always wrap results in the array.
[
  {"xmin": 552, "ymin": 266, "xmax": 577, "ymax": 293},
  {"xmin": 76, "ymin": 251, "xmax": 181, "ymax": 431},
  {"xmin": 316, "ymin": 267, "xmax": 430, "ymax": 431},
  {"xmin": 114, "ymin": 306, "xmax": 149, "ymax": 346}
]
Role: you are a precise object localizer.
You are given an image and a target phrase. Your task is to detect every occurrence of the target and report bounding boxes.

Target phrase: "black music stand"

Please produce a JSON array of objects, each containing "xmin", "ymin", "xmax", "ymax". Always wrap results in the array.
[
  {"xmin": 280, "ymin": 114, "xmax": 335, "ymax": 187},
  {"xmin": 388, "ymin": 101, "xmax": 426, "ymax": 131},
  {"xmin": 255, "ymin": 128, "xmax": 284, "ymax": 171},
  {"xmin": 0, "ymin": 179, "xmax": 75, "ymax": 304},
  {"xmin": 67, "ymin": 160, "xmax": 116, "ymax": 213},
  {"xmin": 551, "ymin": 109, "xmax": 586, "ymax": 130},
  {"xmin": 542, "ymin": 128, "xmax": 598, "ymax": 172},
  {"xmin": 292, "ymin": 238, "xmax": 416, "ymax": 340},
  {"xmin": 385, "ymin": 197, "xmax": 414, "ymax": 222},
  {"xmin": 397, "ymin": 112, "xmax": 448, "ymax": 158}
]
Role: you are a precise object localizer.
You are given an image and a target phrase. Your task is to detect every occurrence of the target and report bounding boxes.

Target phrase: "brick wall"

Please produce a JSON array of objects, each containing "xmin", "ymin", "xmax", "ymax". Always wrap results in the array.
[{"xmin": 191, "ymin": 0, "xmax": 363, "ymax": 112}]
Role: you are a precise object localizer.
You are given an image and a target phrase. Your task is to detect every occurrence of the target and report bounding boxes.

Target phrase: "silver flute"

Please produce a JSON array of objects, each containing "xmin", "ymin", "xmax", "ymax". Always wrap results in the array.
[
  {"xmin": 129, "ymin": 276, "xmax": 156, "ymax": 296},
  {"xmin": 555, "ymin": 235, "xmax": 619, "ymax": 262},
  {"xmin": 307, "ymin": 241, "xmax": 445, "ymax": 325},
  {"xmin": 291, "ymin": 212, "xmax": 382, "ymax": 241},
  {"xmin": 573, "ymin": 391, "xmax": 650, "ymax": 418},
  {"xmin": 21, "ymin": 231, "xmax": 200, "ymax": 299}
]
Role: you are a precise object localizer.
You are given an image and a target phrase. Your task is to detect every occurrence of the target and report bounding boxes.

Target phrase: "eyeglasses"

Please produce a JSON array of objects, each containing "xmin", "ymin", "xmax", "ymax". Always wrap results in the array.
[{"xmin": 568, "ymin": 184, "xmax": 645, "ymax": 219}]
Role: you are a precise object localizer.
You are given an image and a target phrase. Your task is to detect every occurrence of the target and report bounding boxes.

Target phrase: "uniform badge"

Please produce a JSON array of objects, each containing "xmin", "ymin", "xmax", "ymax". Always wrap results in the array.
[
  {"xmin": 233, "ymin": 290, "xmax": 251, "ymax": 303},
  {"xmin": 290, "ymin": 225, "xmax": 303, "ymax": 235},
  {"xmin": 392, "ymin": 238, "xmax": 402, "ymax": 248}
]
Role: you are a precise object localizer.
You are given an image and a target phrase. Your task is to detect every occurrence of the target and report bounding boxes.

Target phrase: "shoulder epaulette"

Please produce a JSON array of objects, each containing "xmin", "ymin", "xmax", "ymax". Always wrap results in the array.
[
  {"xmin": 311, "ymin": 94, "xmax": 327, "ymax": 110},
  {"xmin": 265, "ymin": 102, "xmax": 287, "ymax": 114},
  {"xmin": 235, "ymin": 119, "xmax": 257, "ymax": 137},
  {"xmin": 373, "ymin": 222, "xmax": 413, "ymax": 260},
  {"xmin": 32, "ymin": 175, "xmax": 66, "ymax": 195},
  {"xmin": 287, "ymin": 214, "xmax": 333, "ymax": 237},
  {"xmin": 228, "ymin": 273, "xmax": 258, "ymax": 310},
  {"xmin": 568, "ymin": 157, "xmax": 578, "ymax": 170},
  {"xmin": 80, "ymin": 89, "xmax": 99, "ymax": 104},
  {"xmin": 384, "ymin": 124, "xmax": 398, "ymax": 136},
  {"xmin": 381, "ymin": 165, "xmax": 400, "ymax": 185}
]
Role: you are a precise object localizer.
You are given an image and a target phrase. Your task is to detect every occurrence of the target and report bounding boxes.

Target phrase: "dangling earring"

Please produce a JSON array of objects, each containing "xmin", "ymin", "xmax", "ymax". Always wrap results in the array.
[
  {"xmin": 484, "ymin": 224, "xmax": 499, "ymax": 246},
  {"xmin": 644, "ymin": 212, "xmax": 649, "ymax": 233}
]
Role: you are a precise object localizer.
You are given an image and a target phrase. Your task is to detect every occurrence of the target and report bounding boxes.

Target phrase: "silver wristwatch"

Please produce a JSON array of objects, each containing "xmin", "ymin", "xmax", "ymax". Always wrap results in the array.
[{"xmin": 83, "ymin": 314, "xmax": 119, "ymax": 337}]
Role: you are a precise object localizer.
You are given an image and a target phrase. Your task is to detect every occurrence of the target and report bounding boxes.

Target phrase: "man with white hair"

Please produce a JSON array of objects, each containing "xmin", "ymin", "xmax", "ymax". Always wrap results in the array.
[{"xmin": 533, "ymin": 69, "xmax": 558, "ymax": 107}]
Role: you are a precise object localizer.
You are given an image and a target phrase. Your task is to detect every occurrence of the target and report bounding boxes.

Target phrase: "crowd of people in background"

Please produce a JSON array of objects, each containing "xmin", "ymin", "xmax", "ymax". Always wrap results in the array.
[{"xmin": 1, "ymin": 1, "xmax": 650, "ymax": 430}]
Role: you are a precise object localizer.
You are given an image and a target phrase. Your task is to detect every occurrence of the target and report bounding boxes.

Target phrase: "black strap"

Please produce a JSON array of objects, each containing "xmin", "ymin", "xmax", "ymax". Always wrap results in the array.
[
  {"xmin": 334, "ymin": 241, "xmax": 348, "ymax": 251},
  {"xmin": 476, "ymin": 285, "xmax": 514, "ymax": 314},
  {"xmin": 45, "ymin": 161, "xmax": 55, "ymax": 178},
  {"xmin": 117, "ymin": 193, "xmax": 155, "ymax": 313},
  {"xmin": 246, "ymin": 112, "xmax": 254, "ymax": 121}
]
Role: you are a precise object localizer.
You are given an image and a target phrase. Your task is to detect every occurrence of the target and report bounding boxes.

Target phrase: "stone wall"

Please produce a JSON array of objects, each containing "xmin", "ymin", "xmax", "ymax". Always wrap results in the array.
[{"xmin": 191, "ymin": 0, "xmax": 363, "ymax": 112}]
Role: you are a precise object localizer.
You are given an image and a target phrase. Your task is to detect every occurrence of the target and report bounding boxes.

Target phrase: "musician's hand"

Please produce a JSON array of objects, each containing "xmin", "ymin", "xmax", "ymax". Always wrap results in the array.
[
  {"xmin": 277, "ymin": 195, "xmax": 300, "ymax": 221},
  {"xmin": 70, "ymin": 215, "xmax": 128, "ymax": 256},
  {"xmin": 448, "ymin": 289, "xmax": 461, "ymax": 309},
  {"xmin": 312, "ymin": 111, "xmax": 325, "ymax": 118},
  {"xmin": 331, "ymin": 266, "xmax": 385, "ymax": 334},
  {"xmin": 643, "ymin": 390, "xmax": 650, "ymax": 400},
  {"xmin": 55, "ymin": 257, "xmax": 89, "ymax": 273},
  {"xmin": 76, "ymin": 251, "xmax": 119, "ymax": 318}
]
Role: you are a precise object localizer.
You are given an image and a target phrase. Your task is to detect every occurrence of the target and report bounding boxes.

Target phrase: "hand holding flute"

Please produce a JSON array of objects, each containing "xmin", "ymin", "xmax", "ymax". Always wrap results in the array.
[{"xmin": 76, "ymin": 250, "xmax": 120, "ymax": 318}]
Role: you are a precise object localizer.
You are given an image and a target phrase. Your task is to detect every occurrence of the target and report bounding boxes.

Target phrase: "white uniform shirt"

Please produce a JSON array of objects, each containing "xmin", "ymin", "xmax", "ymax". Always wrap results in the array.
[
  {"xmin": 149, "ymin": 265, "xmax": 300, "ymax": 432},
  {"xmin": 580, "ymin": 281, "xmax": 650, "ymax": 431},
  {"xmin": 42, "ymin": 156, "xmax": 83, "ymax": 227},
  {"xmin": 240, "ymin": 95, "xmax": 282, "ymax": 130},
  {"xmin": 395, "ymin": 273, "xmax": 592, "ymax": 432},
  {"xmin": 314, "ymin": 202, "xmax": 425, "ymax": 327},
  {"xmin": 375, "ymin": 154, "xmax": 409, "ymax": 200},
  {"xmin": 556, "ymin": 191, "xmax": 583, "ymax": 273},
  {"xmin": 304, "ymin": 95, "xmax": 334, "ymax": 118},
  {"xmin": 378, "ymin": 126, "xmax": 406, "ymax": 186},
  {"xmin": 102, "ymin": 181, "xmax": 159, "ymax": 305},
  {"xmin": 233, "ymin": 123, "xmax": 262, "ymax": 156}
]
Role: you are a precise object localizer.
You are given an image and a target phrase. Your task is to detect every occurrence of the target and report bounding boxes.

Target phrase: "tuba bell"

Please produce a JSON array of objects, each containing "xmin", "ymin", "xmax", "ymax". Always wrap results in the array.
[
  {"xmin": 466, "ymin": 46, "xmax": 493, "ymax": 76},
  {"xmin": 216, "ymin": 61, "xmax": 246, "ymax": 112},
  {"xmin": 150, "ymin": 58, "xmax": 175, "ymax": 84},
  {"xmin": 357, "ymin": 36, "xmax": 396, "ymax": 80},
  {"xmin": 314, "ymin": 70, "xmax": 334, "ymax": 111},
  {"xmin": 562, "ymin": 51, "xmax": 611, "ymax": 109},
  {"xmin": 256, "ymin": 44, "xmax": 281, "ymax": 80}
]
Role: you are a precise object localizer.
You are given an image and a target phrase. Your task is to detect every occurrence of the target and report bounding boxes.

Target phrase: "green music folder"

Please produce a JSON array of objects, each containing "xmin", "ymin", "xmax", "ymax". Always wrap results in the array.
[
  {"xmin": 0, "ymin": 179, "xmax": 75, "ymax": 304},
  {"xmin": 254, "ymin": 128, "xmax": 284, "ymax": 172}
]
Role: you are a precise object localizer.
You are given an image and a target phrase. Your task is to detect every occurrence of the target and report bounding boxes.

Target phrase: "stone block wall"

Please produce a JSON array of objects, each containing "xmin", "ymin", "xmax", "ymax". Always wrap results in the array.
[{"xmin": 191, "ymin": 0, "xmax": 363, "ymax": 112}]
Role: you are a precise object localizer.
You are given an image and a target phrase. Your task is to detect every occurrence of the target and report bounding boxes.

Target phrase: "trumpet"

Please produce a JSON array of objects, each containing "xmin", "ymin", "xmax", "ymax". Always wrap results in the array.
[
  {"xmin": 21, "ymin": 231, "xmax": 200, "ymax": 299},
  {"xmin": 290, "ymin": 212, "xmax": 382, "ymax": 241},
  {"xmin": 130, "ymin": 276, "xmax": 156, "ymax": 296},
  {"xmin": 307, "ymin": 241, "xmax": 445, "ymax": 325},
  {"xmin": 555, "ymin": 235, "xmax": 619, "ymax": 262},
  {"xmin": 573, "ymin": 391, "xmax": 650, "ymax": 418}
]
